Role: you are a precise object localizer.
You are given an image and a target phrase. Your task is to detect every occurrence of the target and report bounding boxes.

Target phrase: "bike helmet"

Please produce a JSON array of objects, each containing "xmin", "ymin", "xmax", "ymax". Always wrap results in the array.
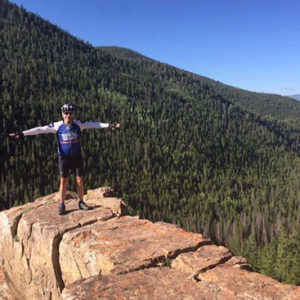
[{"xmin": 61, "ymin": 103, "xmax": 76, "ymax": 113}]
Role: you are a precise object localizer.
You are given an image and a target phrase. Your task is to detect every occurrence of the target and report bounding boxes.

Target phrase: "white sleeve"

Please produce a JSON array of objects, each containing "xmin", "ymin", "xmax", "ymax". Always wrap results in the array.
[
  {"xmin": 76, "ymin": 120, "xmax": 110, "ymax": 130},
  {"xmin": 22, "ymin": 122, "xmax": 59, "ymax": 136}
]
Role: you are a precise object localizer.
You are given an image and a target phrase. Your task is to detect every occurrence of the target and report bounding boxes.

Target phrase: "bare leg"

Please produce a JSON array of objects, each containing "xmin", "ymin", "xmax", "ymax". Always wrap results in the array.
[
  {"xmin": 59, "ymin": 177, "xmax": 68, "ymax": 204},
  {"xmin": 76, "ymin": 176, "xmax": 91, "ymax": 210},
  {"xmin": 76, "ymin": 176, "xmax": 84, "ymax": 202}
]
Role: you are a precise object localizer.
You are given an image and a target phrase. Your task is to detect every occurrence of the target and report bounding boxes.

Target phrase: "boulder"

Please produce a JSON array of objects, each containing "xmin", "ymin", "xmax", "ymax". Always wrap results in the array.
[
  {"xmin": 59, "ymin": 217, "xmax": 209, "ymax": 286},
  {"xmin": 62, "ymin": 267, "xmax": 216, "ymax": 300},
  {"xmin": 197, "ymin": 264, "xmax": 300, "ymax": 299},
  {"xmin": 62, "ymin": 263, "xmax": 300, "ymax": 300},
  {"xmin": 84, "ymin": 187, "xmax": 127, "ymax": 216},
  {"xmin": 171, "ymin": 244, "xmax": 232, "ymax": 277}
]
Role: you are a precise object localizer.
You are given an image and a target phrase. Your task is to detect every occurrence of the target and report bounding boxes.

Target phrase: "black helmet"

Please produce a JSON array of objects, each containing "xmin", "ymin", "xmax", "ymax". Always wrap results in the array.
[{"xmin": 61, "ymin": 103, "xmax": 76, "ymax": 113}]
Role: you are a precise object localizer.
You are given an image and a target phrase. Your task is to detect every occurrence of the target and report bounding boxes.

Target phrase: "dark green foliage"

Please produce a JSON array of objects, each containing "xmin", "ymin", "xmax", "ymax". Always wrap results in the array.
[
  {"xmin": 255, "ymin": 228, "xmax": 300, "ymax": 284},
  {"xmin": 1, "ymin": 0, "xmax": 299, "ymax": 284}
]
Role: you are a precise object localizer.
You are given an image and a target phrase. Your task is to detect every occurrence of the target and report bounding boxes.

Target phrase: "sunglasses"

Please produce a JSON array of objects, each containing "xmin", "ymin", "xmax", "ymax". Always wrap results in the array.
[{"xmin": 63, "ymin": 111, "xmax": 74, "ymax": 115}]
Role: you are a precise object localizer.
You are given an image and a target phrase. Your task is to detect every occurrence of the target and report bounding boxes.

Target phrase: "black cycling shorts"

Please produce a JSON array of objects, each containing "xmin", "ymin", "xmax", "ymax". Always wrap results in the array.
[{"xmin": 58, "ymin": 155, "xmax": 84, "ymax": 178}]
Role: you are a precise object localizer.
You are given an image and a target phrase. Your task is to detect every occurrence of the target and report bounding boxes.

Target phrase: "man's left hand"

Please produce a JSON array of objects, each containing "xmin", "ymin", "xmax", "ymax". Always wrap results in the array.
[{"xmin": 109, "ymin": 123, "xmax": 121, "ymax": 130}]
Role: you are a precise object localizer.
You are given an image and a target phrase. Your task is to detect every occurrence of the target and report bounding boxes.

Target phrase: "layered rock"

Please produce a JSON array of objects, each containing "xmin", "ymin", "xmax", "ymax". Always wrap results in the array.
[
  {"xmin": 0, "ymin": 187, "xmax": 299, "ymax": 300},
  {"xmin": 59, "ymin": 216, "xmax": 209, "ymax": 285},
  {"xmin": 0, "ymin": 188, "xmax": 117, "ymax": 299}
]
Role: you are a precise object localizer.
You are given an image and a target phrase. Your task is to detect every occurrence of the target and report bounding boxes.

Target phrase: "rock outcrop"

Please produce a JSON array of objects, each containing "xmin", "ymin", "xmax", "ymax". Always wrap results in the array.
[{"xmin": 0, "ymin": 187, "xmax": 299, "ymax": 299}]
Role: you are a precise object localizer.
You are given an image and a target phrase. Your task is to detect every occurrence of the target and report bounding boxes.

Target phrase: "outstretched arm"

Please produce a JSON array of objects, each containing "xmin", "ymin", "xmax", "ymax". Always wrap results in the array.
[
  {"xmin": 9, "ymin": 123, "xmax": 59, "ymax": 138},
  {"xmin": 77, "ymin": 121, "xmax": 121, "ymax": 130}
]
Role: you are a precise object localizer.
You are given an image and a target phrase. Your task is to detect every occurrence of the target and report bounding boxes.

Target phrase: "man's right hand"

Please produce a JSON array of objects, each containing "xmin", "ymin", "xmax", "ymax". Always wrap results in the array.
[{"xmin": 9, "ymin": 133, "xmax": 24, "ymax": 139}]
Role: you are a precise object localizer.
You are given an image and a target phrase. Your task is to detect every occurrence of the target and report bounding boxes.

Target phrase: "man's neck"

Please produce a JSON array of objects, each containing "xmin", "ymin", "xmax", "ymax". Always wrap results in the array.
[{"xmin": 64, "ymin": 120, "xmax": 73, "ymax": 125}]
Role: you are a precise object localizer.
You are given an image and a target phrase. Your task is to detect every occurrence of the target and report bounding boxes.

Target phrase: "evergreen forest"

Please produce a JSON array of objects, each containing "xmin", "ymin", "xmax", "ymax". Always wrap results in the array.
[{"xmin": 0, "ymin": 0, "xmax": 299, "ymax": 284}]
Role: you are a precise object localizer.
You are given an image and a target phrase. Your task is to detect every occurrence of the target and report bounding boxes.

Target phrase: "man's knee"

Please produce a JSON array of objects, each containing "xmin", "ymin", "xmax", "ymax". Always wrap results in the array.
[
  {"xmin": 60, "ymin": 177, "xmax": 68, "ymax": 186},
  {"xmin": 76, "ymin": 176, "xmax": 83, "ymax": 185}
]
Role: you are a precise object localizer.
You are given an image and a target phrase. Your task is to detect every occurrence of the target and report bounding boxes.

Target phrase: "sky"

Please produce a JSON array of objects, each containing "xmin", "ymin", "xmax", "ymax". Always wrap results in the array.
[{"xmin": 10, "ymin": 0, "xmax": 300, "ymax": 96}]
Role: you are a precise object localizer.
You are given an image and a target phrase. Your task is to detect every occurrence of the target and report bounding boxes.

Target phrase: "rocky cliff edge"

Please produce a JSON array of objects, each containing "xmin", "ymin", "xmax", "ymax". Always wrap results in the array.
[{"xmin": 0, "ymin": 187, "xmax": 299, "ymax": 299}]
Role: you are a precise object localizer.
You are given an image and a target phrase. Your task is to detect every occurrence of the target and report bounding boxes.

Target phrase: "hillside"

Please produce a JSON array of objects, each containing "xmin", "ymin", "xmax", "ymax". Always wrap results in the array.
[
  {"xmin": 99, "ymin": 47, "xmax": 300, "ymax": 124},
  {"xmin": 0, "ymin": 0, "xmax": 299, "ymax": 284},
  {"xmin": 0, "ymin": 187, "xmax": 299, "ymax": 299}
]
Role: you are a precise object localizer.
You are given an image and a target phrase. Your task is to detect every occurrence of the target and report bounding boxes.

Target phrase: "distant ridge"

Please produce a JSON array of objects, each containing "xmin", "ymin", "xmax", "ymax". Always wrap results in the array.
[
  {"xmin": 97, "ymin": 46, "xmax": 300, "ymax": 123},
  {"xmin": 288, "ymin": 94, "xmax": 300, "ymax": 101},
  {"xmin": 99, "ymin": 46, "xmax": 300, "ymax": 118}
]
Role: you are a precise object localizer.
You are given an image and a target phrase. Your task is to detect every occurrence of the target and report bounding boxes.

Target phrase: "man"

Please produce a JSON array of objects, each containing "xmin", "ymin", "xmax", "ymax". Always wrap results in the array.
[{"xmin": 9, "ymin": 103, "xmax": 120, "ymax": 215}]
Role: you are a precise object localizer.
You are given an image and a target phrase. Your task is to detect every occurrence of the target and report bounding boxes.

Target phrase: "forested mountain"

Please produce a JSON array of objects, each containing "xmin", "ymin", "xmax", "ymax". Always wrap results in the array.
[
  {"xmin": 99, "ymin": 47, "xmax": 300, "ymax": 123},
  {"xmin": 1, "ymin": 0, "xmax": 299, "ymax": 284}
]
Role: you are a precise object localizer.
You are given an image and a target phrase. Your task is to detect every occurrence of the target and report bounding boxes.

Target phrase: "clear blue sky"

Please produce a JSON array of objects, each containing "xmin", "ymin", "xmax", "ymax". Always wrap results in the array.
[{"xmin": 10, "ymin": 0, "xmax": 300, "ymax": 95}]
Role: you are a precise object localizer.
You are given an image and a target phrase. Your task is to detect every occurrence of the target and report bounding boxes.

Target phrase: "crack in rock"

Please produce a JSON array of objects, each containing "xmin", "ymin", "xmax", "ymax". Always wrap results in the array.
[
  {"xmin": 168, "ymin": 240, "xmax": 212, "ymax": 259},
  {"xmin": 25, "ymin": 257, "xmax": 32, "ymax": 284},
  {"xmin": 116, "ymin": 240, "xmax": 212, "ymax": 276},
  {"xmin": 52, "ymin": 233, "xmax": 64, "ymax": 292},
  {"xmin": 194, "ymin": 253, "xmax": 233, "ymax": 279},
  {"xmin": 11, "ymin": 213, "xmax": 23, "ymax": 239},
  {"xmin": 53, "ymin": 216, "xmax": 117, "ymax": 294}
]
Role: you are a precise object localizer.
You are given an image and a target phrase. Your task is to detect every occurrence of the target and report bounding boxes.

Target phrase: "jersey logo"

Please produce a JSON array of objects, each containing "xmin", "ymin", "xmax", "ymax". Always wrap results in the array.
[{"xmin": 61, "ymin": 132, "xmax": 78, "ymax": 141}]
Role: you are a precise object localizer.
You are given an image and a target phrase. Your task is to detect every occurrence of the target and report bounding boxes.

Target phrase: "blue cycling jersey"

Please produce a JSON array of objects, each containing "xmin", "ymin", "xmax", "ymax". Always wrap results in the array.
[
  {"xmin": 22, "ymin": 120, "xmax": 111, "ymax": 157},
  {"xmin": 56, "ymin": 122, "xmax": 82, "ymax": 157}
]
